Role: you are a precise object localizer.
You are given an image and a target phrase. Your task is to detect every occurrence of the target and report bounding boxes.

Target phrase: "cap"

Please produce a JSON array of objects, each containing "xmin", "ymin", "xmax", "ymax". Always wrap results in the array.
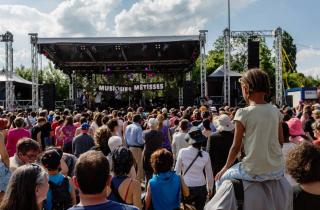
[
  {"xmin": 185, "ymin": 126, "xmax": 207, "ymax": 145},
  {"xmin": 41, "ymin": 149, "xmax": 62, "ymax": 170},
  {"xmin": 81, "ymin": 122, "xmax": 90, "ymax": 130}
]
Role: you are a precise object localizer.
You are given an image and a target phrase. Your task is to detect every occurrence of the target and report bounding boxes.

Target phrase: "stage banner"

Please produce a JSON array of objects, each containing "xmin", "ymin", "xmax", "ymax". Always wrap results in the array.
[{"xmin": 98, "ymin": 83, "xmax": 164, "ymax": 93}]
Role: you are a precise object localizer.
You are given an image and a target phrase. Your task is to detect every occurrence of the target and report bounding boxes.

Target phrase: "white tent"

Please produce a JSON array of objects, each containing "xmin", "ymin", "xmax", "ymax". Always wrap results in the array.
[
  {"xmin": 0, "ymin": 73, "xmax": 33, "ymax": 85},
  {"xmin": 207, "ymin": 65, "xmax": 242, "ymax": 78}
]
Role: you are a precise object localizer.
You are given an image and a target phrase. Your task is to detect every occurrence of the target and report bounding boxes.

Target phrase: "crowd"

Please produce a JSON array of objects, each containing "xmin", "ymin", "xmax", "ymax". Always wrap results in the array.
[{"xmin": 0, "ymin": 69, "xmax": 319, "ymax": 210}]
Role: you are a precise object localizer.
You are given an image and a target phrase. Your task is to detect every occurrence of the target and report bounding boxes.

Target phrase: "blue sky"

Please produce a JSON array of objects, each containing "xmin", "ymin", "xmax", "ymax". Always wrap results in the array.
[{"xmin": 0, "ymin": 0, "xmax": 319, "ymax": 77}]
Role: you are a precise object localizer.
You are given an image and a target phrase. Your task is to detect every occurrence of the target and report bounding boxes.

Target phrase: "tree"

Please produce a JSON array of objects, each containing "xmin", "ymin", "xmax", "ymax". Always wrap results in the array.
[
  {"xmin": 282, "ymin": 31, "xmax": 297, "ymax": 73},
  {"xmin": 16, "ymin": 63, "xmax": 69, "ymax": 101}
]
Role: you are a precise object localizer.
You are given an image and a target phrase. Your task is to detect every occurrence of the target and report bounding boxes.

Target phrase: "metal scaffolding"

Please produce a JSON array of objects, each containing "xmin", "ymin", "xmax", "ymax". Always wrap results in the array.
[
  {"xmin": 199, "ymin": 30, "xmax": 208, "ymax": 98},
  {"xmin": 69, "ymin": 71, "xmax": 75, "ymax": 100},
  {"xmin": 223, "ymin": 28, "xmax": 284, "ymax": 106},
  {"xmin": 0, "ymin": 32, "xmax": 14, "ymax": 111},
  {"xmin": 29, "ymin": 33, "xmax": 39, "ymax": 111}
]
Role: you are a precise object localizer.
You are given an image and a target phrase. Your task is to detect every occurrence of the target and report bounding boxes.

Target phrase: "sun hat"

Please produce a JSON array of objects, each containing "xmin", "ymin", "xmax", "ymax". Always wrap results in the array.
[
  {"xmin": 286, "ymin": 117, "xmax": 305, "ymax": 142},
  {"xmin": 215, "ymin": 114, "xmax": 235, "ymax": 132},
  {"xmin": 185, "ymin": 127, "xmax": 207, "ymax": 144},
  {"xmin": 108, "ymin": 136, "xmax": 122, "ymax": 152}
]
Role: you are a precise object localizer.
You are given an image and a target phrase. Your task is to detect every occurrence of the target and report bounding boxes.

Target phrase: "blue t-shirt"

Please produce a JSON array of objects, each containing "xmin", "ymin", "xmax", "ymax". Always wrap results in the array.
[
  {"xmin": 44, "ymin": 173, "xmax": 72, "ymax": 210},
  {"xmin": 68, "ymin": 201, "xmax": 138, "ymax": 210}
]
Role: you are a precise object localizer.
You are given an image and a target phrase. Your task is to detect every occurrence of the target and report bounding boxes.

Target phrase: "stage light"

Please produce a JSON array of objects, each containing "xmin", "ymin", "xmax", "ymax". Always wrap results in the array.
[
  {"xmin": 115, "ymin": 45, "xmax": 121, "ymax": 51},
  {"xmin": 155, "ymin": 43, "xmax": 161, "ymax": 50}
]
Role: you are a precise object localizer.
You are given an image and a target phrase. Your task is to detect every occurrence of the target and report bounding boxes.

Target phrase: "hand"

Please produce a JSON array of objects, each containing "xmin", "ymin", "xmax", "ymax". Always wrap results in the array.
[
  {"xmin": 215, "ymin": 166, "xmax": 228, "ymax": 181},
  {"xmin": 207, "ymin": 189, "xmax": 213, "ymax": 199}
]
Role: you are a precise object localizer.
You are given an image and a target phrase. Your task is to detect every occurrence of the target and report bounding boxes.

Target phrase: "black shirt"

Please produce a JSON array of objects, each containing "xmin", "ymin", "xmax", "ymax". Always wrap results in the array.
[{"xmin": 293, "ymin": 185, "xmax": 320, "ymax": 210}]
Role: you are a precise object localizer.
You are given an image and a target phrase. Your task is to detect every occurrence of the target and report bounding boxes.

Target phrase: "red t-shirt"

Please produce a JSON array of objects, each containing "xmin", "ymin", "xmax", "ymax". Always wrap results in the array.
[{"xmin": 313, "ymin": 139, "xmax": 320, "ymax": 147}]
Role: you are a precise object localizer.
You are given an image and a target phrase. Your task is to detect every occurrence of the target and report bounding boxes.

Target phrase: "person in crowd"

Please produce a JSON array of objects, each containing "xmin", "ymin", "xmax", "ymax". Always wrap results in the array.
[
  {"xmin": 198, "ymin": 110, "xmax": 216, "ymax": 132},
  {"xmin": 50, "ymin": 115, "xmax": 61, "ymax": 144},
  {"xmin": 31, "ymin": 117, "xmax": 48, "ymax": 151},
  {"xmin": 207, "ymin": 114, "xmax": 235, "ymax": 178},
  {"xmin": 312, "ymin": 120, "xmax": 320, "ymax": 146},
  {"xmin": 215, "ymin": 69, "xmax": 284, "ymax": 189},
  {"xmin": 75, "ymin": 117, "xmax": 94, "ymax": 137},
  {"xmin": 91, "ymin": 112, "xmax": 103, "ymax": 135},
  {"xmin": 202, "ymin": 118, "xmax": 213, "ymax": 139},
  {"xmin": 72, "ymin": 122, "xmax": 95, "ymax": 158},
  {"xmin": 61, "ymin": 116, "xmax": 77, "ymax": 153},
  {"xmin": 54, "ymin": 119, "xmax": 65, "ymax": 147},
  {"xmin": 68, "ymin": 151, "xmax": 138, "ymax": 210},
  {"xmin": 108, "ymin": 147, "xmax": 142, "ymax": 209},
  {"xmin": 312, "ymin": 109, "xmax": 320, "ymax": 120},
  {"xmin": 108, "ymin": 135, "xmax": 136, "ymax": 179},
  {"xmin": 287, "ymin": 117, "xmax": 309, "ymax": 143},
  {"xmin": 41, "ymin": 149, "xmax": 76, "ymax": 210},
  {"xmin": 142, "ymin": 118, "xmax": 164, "ymax": 182},
  {"xmin": 302, "ymin": 105, "xmax": 316, "ymax": 140},
  {"xmin": 286, "ymin": 141, "xmax": 320, "ymax": 209},
  {"xmin": 145, "ymin": 148, "xmax": 189, "ymax": 210},
  {"xmin": 125, "ymin": 114, "xmax": 144, "ymax": 182},
  {"xmin": 27, "ymin": 111, "xmax": 37, "ymax": 127},
  {"xmin": 108, "ymin": 119, "xmax": 120, "ymax": 137},
  {"xmin": 0, "ymin": 163, "xmax": 49, "ymax": 210},
  {"xmin": 0, "ymin": 132, "xmax": 10, "ymax": 202},
  {"xmin": 191, "ymin": 111, "xmax": 202, "ymax": 127},
  {"xmin": 175, "ymin": 127, "xmax": 213, "ymax": 210},
  {"xmin": 157, "ymin": 114, "xmax": 171, "ymax": 152},
  {"xmin": 172, "ymin": 119, "xmax": 189, "ymax": 160},
  {"xmin": 92, "ymin": 125, "xmax": 112, "ymax": 156},
  {"xmin": 39, "ymin": 111, "xmax": 54, "ymax": 148},
  {"xmin": 73, "ymin": 114, "xmax": 82, "ymax": 128},
  {"xmin": 122, "ymin": 112, "xmax": 133, "ymax": 138},
  {"xmin": 6, "ymin": 117, "xmax": 31, "ymax": 157},
  {"xmin": 9, "ymin": 138, "xmax": 40, "ymax": 172},
  {"xmin": 94, "ymin": 87, "xmax": 102, "ymax": 111}
]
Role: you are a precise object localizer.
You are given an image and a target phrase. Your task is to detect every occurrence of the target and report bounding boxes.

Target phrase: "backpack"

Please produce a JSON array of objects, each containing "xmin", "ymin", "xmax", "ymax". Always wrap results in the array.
[{"xmin": 49, "ymin": 177, "xmax": 72, "ymax": 210}]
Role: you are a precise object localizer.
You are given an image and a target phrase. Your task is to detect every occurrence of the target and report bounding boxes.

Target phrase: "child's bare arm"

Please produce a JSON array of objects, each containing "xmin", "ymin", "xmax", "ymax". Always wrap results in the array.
[{"xmin": 215, "ymin": 121, "xmax": 244, "ymax": 180}]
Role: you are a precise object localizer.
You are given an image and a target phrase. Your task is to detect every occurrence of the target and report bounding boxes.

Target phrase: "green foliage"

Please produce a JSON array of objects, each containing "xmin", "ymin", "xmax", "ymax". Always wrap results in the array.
[
  {"xmin": 16, "ymin": 63, "xmax": 69, "ymax": 101},
  {"xmin": 282, "ymin": 31, "xmax": 297, "ymax": 73}
]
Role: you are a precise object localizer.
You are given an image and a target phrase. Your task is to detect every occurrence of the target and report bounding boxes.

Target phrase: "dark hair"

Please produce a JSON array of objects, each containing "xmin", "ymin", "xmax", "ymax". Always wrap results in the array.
[
  {"xmin": 180, "ymin": 119, "xmax": 189, "ymax": 131},
  {"xmin": 107, "ymin": 119, "xmax": 118, "ymax": 132},
  {"xmin": 240, "ymin": 68, "xmax": 270, "ymax": 95},
  {"xmin": 286, "ymin": 141, "xmax": 320, "ymax": 183},
  {"xmin": 64, "ymin": 116, "xmax": 73, "ymax": 126},
  {"xmin": 102, "ymin": 116, "xmax": 109, "ymax": 125},
  {"xmin": 75, "ymin": 151, "xmax": 110, "ymax": 194},
  {"xmin": 203, "ymin": 118, "xmax": 211, "ymax": 130},
  {"xmin": 94, "ymin": 113, "xmax": 103, "ymax": 127},
  {"xmin": 94, "ymin": 126, "xmax": 112, "ymax": 156},
  {"xmin": 14, "ymin": 117, "xmax": 25, "ymax": 128},
  {"xmin": 133, "ymin": 114, "xmax": 141, "ymax": 123},
  {"xmin": 151, "ymin": 149, "xmax": 173, "ymax": 174},
  {"xmin": 79, "ymin": 117, "xmax": 87, "ymax": 124},
  {"xmin": 112, "ymin": 147, "xmax": 134, "ymax": 176},
  {"xmin": 16, "ymin": 138, "xmax": 40, "ymax": 155},
  {"xmin": 0, "ymin": 164, "xmax": 47, "ymax": 210},
  {"xmin": 37, "ymin": 117, "xmax": 46, "ymax": 123},
  {"xmin": 54, "ymin": 115, "xmax": 61, "ymax": 121},
  {"xmin": 202, "ymin": 111, "xmax": 210, "ymax": 119}
]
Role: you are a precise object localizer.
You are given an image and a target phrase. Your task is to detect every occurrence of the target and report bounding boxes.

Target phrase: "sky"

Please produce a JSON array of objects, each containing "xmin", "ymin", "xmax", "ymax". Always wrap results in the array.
[{"xmin": 0, "ymin": 0, "xmax": 319, "ymax": 78}]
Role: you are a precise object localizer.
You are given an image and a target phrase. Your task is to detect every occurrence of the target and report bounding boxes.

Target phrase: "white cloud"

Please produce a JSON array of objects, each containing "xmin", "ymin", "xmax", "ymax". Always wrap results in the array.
[
  {"xmin": 297, "ymin": 66, "xmax": 320, "ymax": 78},
  {"xmin": 115, "ymin": 0, "xmax": 256, "ymax": 36},
  {"xmin": 297, "ymin": 48, "xmax": 320, "ymax": 61}
]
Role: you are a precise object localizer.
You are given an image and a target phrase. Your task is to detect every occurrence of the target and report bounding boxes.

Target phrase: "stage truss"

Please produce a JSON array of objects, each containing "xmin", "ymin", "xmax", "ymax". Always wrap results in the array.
[
  {"xmin": 29, "ymin": 33, "xmax": 39, "ymax": 111},
  {"xmin": 0, "ymin": 31, "xmax": 14, "ymax": 111},
  {"xmin": 223, "ymin": 27, "xmax": 284, "ymax": 106}
]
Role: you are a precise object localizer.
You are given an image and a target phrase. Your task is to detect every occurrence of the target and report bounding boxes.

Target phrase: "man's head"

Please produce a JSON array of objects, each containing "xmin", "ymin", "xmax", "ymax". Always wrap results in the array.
[
  {"xmin": 73, "ymin": 151, "xmax": 110, "ymax": 195},
  {"xmin": 133, "ymin": 114, "xmax": 141, "ymax": 123},
  {"xmin": 37, "ymin": 117, "xmax": 47, "ymax": 126},
  {"xmin": 16, "ymin": 138, "xmax": 40, "ymax": 164},
  {"xmin": 14, "ymin": 117, "xmax": 25, "ymax": 128}
]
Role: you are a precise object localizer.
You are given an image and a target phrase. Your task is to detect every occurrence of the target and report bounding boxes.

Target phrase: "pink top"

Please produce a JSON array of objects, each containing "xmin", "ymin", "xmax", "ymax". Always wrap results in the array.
[
  {"xmin": 6, "ymin": 128, "xmax": 31, "ymax": 157},
  {"xmin": 61, "ymin": 125, "xmax": 76, "ymax": 144}
]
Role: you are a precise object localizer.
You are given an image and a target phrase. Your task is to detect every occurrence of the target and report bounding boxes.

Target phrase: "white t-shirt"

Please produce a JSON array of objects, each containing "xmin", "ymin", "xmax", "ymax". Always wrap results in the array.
[
  {"xmin": 172, "ymin": 132, "xmax": 189, "ymax": 158},
  {"xmin": 94, "ymin": 92, "xmax": 102, "ymax": 103},
  {"xmin": 234, "ymin": 104, "xmax": 283, "ymax": 176}
]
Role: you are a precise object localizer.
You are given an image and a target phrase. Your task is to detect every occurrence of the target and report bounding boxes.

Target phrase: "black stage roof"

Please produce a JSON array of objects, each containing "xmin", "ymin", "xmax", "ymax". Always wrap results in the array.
[{"xmin": 37, "ymin": 35, "xmax": 200, "ymax": 75}]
